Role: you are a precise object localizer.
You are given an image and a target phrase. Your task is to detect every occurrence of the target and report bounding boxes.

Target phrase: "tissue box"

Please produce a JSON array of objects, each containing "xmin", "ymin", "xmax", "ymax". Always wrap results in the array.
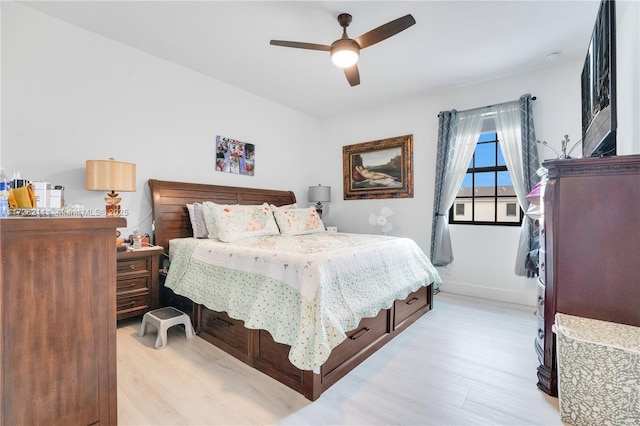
[
  {"xmin": 555, "ymin": 313, "xmax": 640, "ymax": 426},
  {"xmin": 48, "ymin": 189, "xmax": 64, "ymax": 209},
  {"xmin": 31, "ymin": 181, "xmax": 50, "ymax": 208}
]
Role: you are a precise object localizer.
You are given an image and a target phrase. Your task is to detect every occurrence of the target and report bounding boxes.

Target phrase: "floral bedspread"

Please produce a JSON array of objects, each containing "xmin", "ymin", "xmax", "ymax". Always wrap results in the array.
[{"xmin": 165, "ymin": 232, "xmax": 442, "ymax": 371}]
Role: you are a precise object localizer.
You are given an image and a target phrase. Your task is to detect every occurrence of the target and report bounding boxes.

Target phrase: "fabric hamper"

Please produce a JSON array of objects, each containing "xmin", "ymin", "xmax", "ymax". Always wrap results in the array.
[{"xmin": 554, "ymin": 313, "xmax": 640, "ymax": 426}]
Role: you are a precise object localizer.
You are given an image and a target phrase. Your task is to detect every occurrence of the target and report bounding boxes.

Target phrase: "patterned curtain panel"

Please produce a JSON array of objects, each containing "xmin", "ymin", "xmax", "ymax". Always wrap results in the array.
[
  {"xmin": 494, "ymin": 94, "xmax": 540, "ymax": 276},
  {"xmin": 430, "ymin": 110, "xmax": 484, "ymax": 268},
  {"xmin": 519, "ymin": 94, "xmax": 541, "ymax": 276},
  {"xmin": 430, "ymin": 111, "xmax": 458, "ymax": 268}
]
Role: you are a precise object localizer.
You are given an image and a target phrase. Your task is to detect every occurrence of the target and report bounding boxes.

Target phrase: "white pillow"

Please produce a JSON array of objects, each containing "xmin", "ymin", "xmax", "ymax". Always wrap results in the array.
[
  {"xmin": 204, "ymin": 202, "xmax": 280, "ymax": 242},
  {"xmin": 186, "ymin": 203, "xmax": 208, "ymax": 238},
  {"xmin": 273, "ymin": 207, "xmax": 325, "ymax": 236},
  {"xmin": 200, "ymin": 202, "xmax": 219, "ymax": 239}
]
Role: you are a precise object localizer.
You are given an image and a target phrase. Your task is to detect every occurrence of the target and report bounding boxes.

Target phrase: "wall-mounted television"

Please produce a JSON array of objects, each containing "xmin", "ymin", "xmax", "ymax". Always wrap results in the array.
[{"xmin": 581, "ymin": 0, "xmax": 616, "ymax": 158}]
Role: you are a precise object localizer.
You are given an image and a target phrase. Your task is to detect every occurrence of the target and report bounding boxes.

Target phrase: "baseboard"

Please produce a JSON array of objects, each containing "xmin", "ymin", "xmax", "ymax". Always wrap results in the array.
[{"xmin": 439, "ymin": 280, "xmax": 536, "ymax": 307}]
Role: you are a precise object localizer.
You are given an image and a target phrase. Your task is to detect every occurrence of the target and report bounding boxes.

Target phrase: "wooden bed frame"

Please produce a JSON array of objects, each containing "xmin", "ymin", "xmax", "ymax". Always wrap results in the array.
[{"xmin": 149, "ymin": 179, "xmax": 433, "ymax": 400}]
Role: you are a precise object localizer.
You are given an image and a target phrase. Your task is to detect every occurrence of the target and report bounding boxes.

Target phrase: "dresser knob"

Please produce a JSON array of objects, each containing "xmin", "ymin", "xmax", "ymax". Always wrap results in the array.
[
  {"xmin": 537, "ymin": 296, "xmax": 544, "ymax": 306},
  {"xmin": 130, "ymin": 265, "xmax": 135, "ymax": 270}
]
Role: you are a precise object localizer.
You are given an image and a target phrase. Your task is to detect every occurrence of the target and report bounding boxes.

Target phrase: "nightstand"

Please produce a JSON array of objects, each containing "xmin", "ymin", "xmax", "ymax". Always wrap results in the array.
[{"xmin": 116, "ymin": 246, "xmax": 164, "ymax": 320}]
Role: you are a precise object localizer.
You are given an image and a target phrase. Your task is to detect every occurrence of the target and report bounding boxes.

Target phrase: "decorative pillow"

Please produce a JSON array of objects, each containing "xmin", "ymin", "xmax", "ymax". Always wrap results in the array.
[
  {"xmin": 204, "ymin": 202, "xmax": 280, "ymax": 242},
  {"xmin": 200, "ymin": 202, "xmax": 220, "ymax": 239},
  {"xmin": 273, "ymin": 207, "xmax": 325, "ymax": 236},
  {"xmin": 186, "ymin": 203, "xmax": 208, "ymax": 238}
]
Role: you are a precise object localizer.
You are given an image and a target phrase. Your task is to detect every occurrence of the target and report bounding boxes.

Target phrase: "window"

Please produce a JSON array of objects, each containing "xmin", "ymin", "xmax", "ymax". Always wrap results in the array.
[{"xmin": 449, "ymin": 132, "xmax": 523, "ymax": 226}]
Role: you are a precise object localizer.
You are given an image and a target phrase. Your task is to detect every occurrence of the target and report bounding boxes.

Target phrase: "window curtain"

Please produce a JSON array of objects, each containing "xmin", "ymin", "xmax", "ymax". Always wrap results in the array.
[
  {"xmin": 492, "ymin": 94, "xmax": 540, "ymax": 276},
  {"xmin": 430, "ymin": 109, "xmax": 485, "ymax": 267}
]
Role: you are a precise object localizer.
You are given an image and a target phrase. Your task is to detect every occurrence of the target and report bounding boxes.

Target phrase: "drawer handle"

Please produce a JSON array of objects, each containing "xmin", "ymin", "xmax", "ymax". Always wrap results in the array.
[
  {"xmin": 406, "ymin": 297, "xmax": 420, "ymax": 305},
  {"xmin": 537, "ymin": 296, "xmax": 544, "ymax": 306},
  {"xmin": 130, "ymin": 265, "xmax": 136, "ymax": 270},
  {"xmin": 213, "ymin": 318, "xmax": 233, "ymax": 328},
  {"xmin": 538, "ymin": 328, "xmax": 544, "ymax": 339},
  {"xmin": 350, "ymin": 327, "xmax": 371, "ymax": 340},
  {"xmin": 117, "ymin": 301, "xmax": 136, "ymax": 310}
]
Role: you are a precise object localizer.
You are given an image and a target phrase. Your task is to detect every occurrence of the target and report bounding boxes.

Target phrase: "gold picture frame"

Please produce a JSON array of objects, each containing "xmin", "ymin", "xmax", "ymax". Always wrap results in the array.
[{"xmin": 342, "ymin": 134, "xmax": 413, "ymax": 200}]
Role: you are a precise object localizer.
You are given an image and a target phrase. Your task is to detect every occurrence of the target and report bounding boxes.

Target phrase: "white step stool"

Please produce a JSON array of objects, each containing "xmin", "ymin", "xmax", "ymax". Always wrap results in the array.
[{"xmin": 138, "ymin": 307, "xmax": 195, "ymax": 349}]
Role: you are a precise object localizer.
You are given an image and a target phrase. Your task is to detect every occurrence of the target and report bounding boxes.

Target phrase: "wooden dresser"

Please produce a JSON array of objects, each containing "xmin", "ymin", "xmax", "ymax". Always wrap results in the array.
[
  {"xmin": 536, "ymin": 155, "xmax": 640, "ymax": 396},
  {"xmin": 0, "ymin": 217, "xmax": 125, "ymax": 425},
  {"xmin": 117, "ymin": 246, "xmax": 163, "ymax": 320}
]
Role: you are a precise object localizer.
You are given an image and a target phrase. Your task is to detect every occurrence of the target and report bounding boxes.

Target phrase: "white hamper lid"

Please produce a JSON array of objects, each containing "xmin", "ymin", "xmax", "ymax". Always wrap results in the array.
[{"xmin": 555, "ymin": 313, "xmax": 640, "ymax": 355}]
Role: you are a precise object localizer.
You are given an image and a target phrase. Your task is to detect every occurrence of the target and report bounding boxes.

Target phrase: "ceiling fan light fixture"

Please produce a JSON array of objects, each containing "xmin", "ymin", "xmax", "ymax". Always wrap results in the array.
[{"xmin": 330, "ymin": 39, "xmax": 360, "ymax": 68}]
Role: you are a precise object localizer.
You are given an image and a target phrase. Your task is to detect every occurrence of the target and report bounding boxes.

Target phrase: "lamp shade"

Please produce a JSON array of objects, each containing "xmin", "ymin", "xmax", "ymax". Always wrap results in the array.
[
  {"xmin": 86, "ymin": 159, "xmax": 136, "ymax": 192},
  {"xmin": 308, "ymin": 185, "xmax": 331, "ymax": 203}
]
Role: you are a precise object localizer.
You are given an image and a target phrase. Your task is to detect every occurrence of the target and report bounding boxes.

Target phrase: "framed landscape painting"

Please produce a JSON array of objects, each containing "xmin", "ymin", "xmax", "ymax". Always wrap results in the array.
[{"xmin": 342, "ymin": 134, "xmax": 413, "ymax": 200}]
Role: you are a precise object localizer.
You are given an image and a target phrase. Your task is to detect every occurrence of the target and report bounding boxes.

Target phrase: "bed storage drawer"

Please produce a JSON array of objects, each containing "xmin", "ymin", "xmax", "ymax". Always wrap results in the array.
[
  {"xmin": 199, "ymin": 308, "xmax": 251, "ymax": 363},
  {"xmin": 322, "ymin": 308, "xmax": 390, "ymax": 377},
  {"xmin": 394, "ymin": 286, "xmax": 429, "ymax": 329}
]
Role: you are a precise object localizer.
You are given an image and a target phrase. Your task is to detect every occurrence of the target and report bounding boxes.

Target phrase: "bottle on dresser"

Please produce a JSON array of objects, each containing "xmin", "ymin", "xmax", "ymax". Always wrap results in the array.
[{"xmin": 0, "ymin": 167, "xmax": 9, "ymax": 218}]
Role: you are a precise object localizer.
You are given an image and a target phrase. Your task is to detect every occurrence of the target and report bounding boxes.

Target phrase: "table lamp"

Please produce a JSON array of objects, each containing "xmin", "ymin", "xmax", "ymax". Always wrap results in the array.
[
  {"xmin": 86, "ymin": 158, "xmax": 136, "ymax": 217},
  {"xmin": 308, "ymin": 184, "xmax": 331, "ymax": 218}
]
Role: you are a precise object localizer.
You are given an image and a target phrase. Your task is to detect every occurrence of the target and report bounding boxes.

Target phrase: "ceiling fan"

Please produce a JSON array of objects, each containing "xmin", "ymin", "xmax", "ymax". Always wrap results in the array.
[{"xmin": 270, "ymin": 13, "xmax": 416, "ymax": 87}]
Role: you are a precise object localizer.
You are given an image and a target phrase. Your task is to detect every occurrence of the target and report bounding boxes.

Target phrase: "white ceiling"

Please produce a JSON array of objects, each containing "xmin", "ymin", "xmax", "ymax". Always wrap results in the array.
[{"xmin": 21, "ymin": 0, "xmax": 601, "ymax": 119}]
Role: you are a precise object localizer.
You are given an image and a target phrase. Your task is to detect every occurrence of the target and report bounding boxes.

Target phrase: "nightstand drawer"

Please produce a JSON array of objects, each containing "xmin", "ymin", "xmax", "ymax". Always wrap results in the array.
[
  {"xmin": 117, "ymin": 275, "xmax": 150, "ymax": 294},
  {"xmin": 117, "ymin": 258, "xmax": 149, "ymax": 275},
  {"xmin": 117, "ymin": 293, "xmax": 150, "ymax": 318}
]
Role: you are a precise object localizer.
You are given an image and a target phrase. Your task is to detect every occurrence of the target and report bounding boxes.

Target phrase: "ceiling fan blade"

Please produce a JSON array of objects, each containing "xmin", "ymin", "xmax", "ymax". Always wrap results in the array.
[
  {"xmin": 355, "ymin": 14, "xmax": 416, "ymax": 49},
  {"xmin": 270, "ymin": 40, "xmax": 331, "ymax": 51},
  {"xmin": 344, "ymin": 64, "xmax": 360, "ymax": 86}
]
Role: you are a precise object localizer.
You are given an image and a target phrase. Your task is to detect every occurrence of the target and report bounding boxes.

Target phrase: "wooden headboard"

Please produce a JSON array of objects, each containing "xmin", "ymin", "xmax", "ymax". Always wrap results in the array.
[{"xmin": 148, "ymin": 179, "xmax": 297, "ymax": 254}]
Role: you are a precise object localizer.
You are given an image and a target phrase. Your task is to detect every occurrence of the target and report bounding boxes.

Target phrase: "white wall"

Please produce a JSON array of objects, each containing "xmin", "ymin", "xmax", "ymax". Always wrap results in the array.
[
  {"xmin": 1, "ymin": 2, "xmax": 321, "ymax": 238},
  {"xmin": 321, "ymin": 62, "xmax": 583, "ymax": 306},
  {"xmin": 2, "ymin": 2, "xmax": 638, "ymax": 308},
  {"xmin": 616, "ymin": 0, "xmax": 640, "ymax": 155}
]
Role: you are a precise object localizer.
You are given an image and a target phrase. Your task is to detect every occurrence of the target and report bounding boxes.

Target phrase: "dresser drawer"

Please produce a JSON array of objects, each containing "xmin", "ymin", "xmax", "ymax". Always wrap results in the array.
[
  {"xmin": 538, "ymin": 247, "xmax": 546, "ymax": 282},
  {"xmin": 117, "ymin": 293, "xmax": 150, "ymax": 319},
  {"xmin": 536, "ymin": 278, "xmax": 545, "ymax": 318},
  {"xmin": 536, "ymin": 312, "xmax": 545, "ymax": 351},
  {"xmin": 322, "ymin": 308, "xmax": 390, "ymax": 377},
  {"xmin": 394, "ymin": 286, "xmax": 429, "ymax": 328},
  {"xmin": 117, "ymin": 258, "xmax": 150, "ymax": 275},
  {"xmin": 535, "ymin": 313, "xmax": 545, "ymax": 364}
]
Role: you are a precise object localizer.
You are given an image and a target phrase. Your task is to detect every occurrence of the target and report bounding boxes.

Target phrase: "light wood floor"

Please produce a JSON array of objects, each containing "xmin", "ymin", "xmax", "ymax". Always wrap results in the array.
[{"xmin": 117, "ymin": 292, "xmax": 562, "ymax": 425}]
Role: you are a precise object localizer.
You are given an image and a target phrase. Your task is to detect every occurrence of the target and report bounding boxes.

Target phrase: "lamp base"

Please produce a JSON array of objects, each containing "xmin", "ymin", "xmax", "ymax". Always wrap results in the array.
[
  {"xmin": 314, "ymin": 202, "xmax": 324, "ymax": 218},
  {"xmin": 105, "ymin": 191, "xmax": 122, "ymax": 217},
  {"xmin": 106, "ymin": 204, "xmax": 121, "ymax": 217}
]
